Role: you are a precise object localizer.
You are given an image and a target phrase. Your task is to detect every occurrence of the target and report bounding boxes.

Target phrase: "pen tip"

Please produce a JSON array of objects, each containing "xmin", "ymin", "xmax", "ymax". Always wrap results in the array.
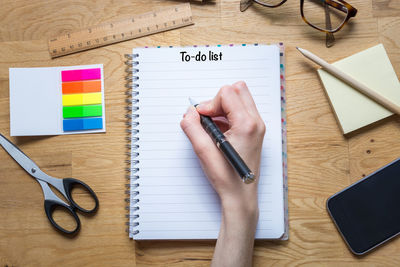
[{"xmin": 188, "ymin": 97, "xmax": 198, "ymax": 106}]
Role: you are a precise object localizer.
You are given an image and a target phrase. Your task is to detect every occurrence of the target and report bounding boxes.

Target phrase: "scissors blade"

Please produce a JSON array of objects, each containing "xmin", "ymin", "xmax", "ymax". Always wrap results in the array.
[{"xmin": 0, "ymin": 133, "xmax": 42, "ymax": 178}]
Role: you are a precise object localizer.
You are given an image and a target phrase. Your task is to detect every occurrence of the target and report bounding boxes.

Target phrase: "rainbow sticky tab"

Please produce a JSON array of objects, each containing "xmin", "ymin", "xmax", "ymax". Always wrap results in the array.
[
  {"xmin": 63, "ymin": 105, "xmax": 102, "ymax": 118},
  {"xmin": 61, "ymin": 68, "xmax": 101, "ymax": 82},
  {"xmin": 63, "ymin": 118, "xmax": 103, "ymax": 131},
  {"xmin": 62, "ymin": 92, "xmax": 102, "ymax": 106},
  {"xmin": 62, "ymin": 80, "xmax": 102, "ymax": 94}
]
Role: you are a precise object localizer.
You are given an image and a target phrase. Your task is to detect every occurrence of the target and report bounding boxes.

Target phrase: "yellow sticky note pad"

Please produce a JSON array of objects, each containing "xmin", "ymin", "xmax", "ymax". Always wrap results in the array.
[
  {"xmin": 62, "ymin": 92, "xmax": 102, "ymax": 106},
  {"xmin": 317, "ymin": 44, "xmax": 400, "ymax": 134}
]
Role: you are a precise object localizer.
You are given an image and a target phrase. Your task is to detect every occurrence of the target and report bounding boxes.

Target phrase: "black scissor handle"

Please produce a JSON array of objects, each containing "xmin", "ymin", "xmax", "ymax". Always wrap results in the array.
[
  {"xmin": 63, "ymin": 178, "xmax": 99, "ymax": 213},
  {"xmin": 44, "ymin": 199, "xmax": 81, "ymax": 235}
]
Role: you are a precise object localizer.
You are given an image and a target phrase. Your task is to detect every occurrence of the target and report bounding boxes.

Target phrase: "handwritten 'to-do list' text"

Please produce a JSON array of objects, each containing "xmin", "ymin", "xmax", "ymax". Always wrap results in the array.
[{"xmin": 180, "ymin": 51, "xmax": 223, "ymax": 62}]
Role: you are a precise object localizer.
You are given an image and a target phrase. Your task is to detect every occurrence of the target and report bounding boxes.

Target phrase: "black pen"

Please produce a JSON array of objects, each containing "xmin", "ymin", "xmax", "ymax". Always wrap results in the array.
[{"xmin": 189, "ymin": 98, "xmax": 255, "ymax": 184}]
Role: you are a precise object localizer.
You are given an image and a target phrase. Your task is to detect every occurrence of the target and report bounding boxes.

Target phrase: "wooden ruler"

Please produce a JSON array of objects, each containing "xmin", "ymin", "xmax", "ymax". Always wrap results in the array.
[{"xmin": 48, "ymin": 3, "xmax": 193, "ymax": 58}]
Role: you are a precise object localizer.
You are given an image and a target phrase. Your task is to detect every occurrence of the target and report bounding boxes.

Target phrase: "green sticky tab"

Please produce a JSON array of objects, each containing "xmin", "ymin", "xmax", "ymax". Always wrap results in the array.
[{"xmin": 63, "ymin": 105, "xmax": 102, "ymax": 118}]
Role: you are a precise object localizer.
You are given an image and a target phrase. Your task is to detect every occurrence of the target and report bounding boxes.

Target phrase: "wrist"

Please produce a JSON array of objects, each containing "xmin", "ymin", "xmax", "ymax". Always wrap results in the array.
[{"xmin": 221, "ymin": 195, "xmax": 259, "ymax": 226}]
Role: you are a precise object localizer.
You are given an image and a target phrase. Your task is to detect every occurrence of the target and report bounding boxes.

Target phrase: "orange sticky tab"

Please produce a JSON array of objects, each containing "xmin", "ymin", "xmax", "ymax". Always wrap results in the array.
[{"xmin": 62, "ymin": 80, "xmax": 102, "ymax": 94}]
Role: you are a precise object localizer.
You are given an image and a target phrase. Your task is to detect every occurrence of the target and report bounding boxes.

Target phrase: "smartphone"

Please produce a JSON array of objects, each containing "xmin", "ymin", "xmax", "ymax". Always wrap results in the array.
[{"xmin": 327, "ymin": 157, "xmax": 400, "ymax": 255}]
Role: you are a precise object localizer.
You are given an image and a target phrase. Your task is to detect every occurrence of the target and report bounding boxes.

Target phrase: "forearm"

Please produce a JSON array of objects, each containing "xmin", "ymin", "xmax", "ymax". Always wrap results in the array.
[
  {"xmin": 211, "ymin": 199, "xmax": 259, "ymax": 267},
  {"xmin": 180, "ymin": 82, "xmax": 264, "ymax": 266}
]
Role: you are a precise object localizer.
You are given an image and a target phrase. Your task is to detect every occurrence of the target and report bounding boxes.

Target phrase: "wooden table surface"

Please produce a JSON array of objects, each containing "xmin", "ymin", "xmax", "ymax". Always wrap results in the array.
[{"xmin": 1, "ymin": 0, "xmax": 400, "ymax": 266}]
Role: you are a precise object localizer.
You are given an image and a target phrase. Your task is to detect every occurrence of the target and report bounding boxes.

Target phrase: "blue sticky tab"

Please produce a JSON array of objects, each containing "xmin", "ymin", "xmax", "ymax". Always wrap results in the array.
[
  {"xmin": 63, "ymin": 118, "xmax": 103, "ymax": 131},
  {"xmin": 63, "ymin": 119, "xmax": 84, "ymax": 131},
  {"xmin": 83, "ymin": 118, "xmax": 103, "ymax": 130}
]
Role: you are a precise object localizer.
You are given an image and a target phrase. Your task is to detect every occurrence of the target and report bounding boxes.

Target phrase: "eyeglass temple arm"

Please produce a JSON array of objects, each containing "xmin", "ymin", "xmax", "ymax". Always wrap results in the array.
[
  {"xmin": 322, "ymin": 0, "xmax": 357, "ymax": 17},
  {"xmin": 240, "ymin": 0, "xmax": 253, "ymax": 12},
  {"xmin": 324, "ymin": 2, "xmax": 335, "ymax": 47}
]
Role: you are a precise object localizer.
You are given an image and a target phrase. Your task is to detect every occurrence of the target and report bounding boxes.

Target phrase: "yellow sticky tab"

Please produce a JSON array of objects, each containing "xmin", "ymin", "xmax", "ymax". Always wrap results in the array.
[{"xmin": 62, "ymin": 93, "xmax": 102, "ymax": 106}]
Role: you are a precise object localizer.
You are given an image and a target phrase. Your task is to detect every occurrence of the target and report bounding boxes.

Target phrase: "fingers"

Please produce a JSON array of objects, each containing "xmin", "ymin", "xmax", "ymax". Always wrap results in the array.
[
  {"xmin": 231, "ymin": 81, "xmax": 260, "ymax": 118},
  {"xmin": 196, "ymin": 82, "xmax": 264, "ymax": 135},
  {"xmin": 196, "ymin": 81, "xmax": 260, "ymax": 121},
  {"xmin": 180, "ymin": 106, "xmax": 222, "ymax": 165},
  {"xmin": 196, "ymin": 84, "xmax": 248, "ymax": 126},
  {"xmin": 212, "ymin": 116, "xmax": 230, "ymax": 133}
]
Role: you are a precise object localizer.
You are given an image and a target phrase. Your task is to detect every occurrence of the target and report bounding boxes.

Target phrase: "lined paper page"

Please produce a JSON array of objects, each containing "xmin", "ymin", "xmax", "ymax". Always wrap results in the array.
[{"xmin": 130, "ymin": 45, "xmax": 284, "ymax": 239}]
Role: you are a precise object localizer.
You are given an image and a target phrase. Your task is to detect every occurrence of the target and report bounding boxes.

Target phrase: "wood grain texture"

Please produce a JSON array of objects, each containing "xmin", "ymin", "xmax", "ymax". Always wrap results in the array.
[
  {"xmin": 0, "ymin": 0, "xmax": 400, "ymax": 266},
  {"xmin": 373, "ymin": 0, "xmax": 400, "ymax": 17}
]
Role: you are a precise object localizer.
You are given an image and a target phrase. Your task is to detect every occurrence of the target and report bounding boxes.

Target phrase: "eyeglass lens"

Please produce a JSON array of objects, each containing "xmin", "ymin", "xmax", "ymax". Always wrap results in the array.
[{"xmin": 303, "ymin": 0, "xmax": 348, "ymax": 32}]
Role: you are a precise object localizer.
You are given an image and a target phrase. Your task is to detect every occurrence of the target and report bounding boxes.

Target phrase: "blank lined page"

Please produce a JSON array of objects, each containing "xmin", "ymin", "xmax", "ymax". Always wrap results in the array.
[{"xmin": 129, "ymin": 44, "xmax": 284, "ymax": 239}]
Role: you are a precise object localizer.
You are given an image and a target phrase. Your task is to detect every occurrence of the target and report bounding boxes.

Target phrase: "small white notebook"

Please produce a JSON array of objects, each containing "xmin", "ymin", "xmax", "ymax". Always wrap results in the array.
[
  {"xmin": 9, "ymin": 64, "xmax": 106, "ymax": 136},
  {"xmin": 126, "ymin": 44, "xmax": 288, "ymax": 240}
]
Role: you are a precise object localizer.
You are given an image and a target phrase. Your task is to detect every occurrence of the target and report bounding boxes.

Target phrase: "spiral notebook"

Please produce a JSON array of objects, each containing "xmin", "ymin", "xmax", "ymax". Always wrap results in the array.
[{"xmin": 125, "ymin": 44, "xmax": 288, "ymax": 240}]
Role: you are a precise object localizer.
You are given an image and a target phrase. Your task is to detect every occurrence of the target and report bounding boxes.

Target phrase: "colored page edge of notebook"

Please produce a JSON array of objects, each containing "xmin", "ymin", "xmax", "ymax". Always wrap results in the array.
[
  {"xmin": 62, "ymin": 92, "xmax": 102, "ymax": 106},
  {"xmin": 63, "ymin": 105, "xmax": 102, "ymax": 118},
  {"xmin": 62, "ymin": 80, "xmax": 102, "ymax": 94},
  {"xmin": 61, "ymin": 68, "xmax": 101, "ymax": 82},
  {"xmin": 63, "ymin": 117, "xmax": 103, "ymax": 131},
  {"xmin": 317, "ymin": 44, "xmax": 400, "ymax": 134},
  {"xmin": 279, "ymin": 43, "xmax": 289, "ymax": 241}
]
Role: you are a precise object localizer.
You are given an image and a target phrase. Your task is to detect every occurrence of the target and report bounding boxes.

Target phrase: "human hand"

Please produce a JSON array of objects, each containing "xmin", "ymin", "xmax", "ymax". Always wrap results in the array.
[
  {"xmin": 180, "ymin": 81, "xmax": 266, "ymax": 217},
  {"xmin": 180, "ymin": 81, "xmax": 266, "ymax": 267}
]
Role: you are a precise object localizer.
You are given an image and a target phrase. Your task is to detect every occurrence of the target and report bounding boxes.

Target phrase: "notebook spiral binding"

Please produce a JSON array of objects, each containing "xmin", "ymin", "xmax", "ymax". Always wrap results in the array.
[{"xmin": 124, "ymin": 53, "xmax": 140, "ymax": 236}]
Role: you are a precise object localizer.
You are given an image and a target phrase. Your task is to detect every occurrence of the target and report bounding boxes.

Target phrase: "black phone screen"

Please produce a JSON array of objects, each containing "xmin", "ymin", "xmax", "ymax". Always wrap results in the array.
[{"xmin": 327, "ymin": 158, "xmax": 400, "ymax": 255}]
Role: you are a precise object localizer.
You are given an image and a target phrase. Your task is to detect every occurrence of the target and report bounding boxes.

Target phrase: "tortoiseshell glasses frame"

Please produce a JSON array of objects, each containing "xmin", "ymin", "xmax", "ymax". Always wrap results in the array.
[
  {"xmin": 240, "ymin": 0, "xmax": 357, "ymax": 47},
  {"xmin": 242, "ymin": 0, "xmax": 357, "ymax": 33}
]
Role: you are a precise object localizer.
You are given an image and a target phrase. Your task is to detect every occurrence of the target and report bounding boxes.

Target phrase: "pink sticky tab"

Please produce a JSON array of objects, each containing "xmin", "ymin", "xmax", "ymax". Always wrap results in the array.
[{"xmin": 61, "ymin": 68, "xmax": 101, "ymax": 82}]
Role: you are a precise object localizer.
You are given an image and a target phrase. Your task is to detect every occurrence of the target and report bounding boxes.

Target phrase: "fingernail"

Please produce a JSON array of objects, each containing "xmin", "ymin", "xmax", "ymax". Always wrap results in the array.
[
  {"xmin": 196, "ymin": 103, "xmax": 209, "ymax": 111},
  {"xmin": 235, "ymin": 81, "xmax": 247, "ymax": 90},
  {"xmin": 189, "ymin": 105, "xmax": 197, "ymax": 114}
]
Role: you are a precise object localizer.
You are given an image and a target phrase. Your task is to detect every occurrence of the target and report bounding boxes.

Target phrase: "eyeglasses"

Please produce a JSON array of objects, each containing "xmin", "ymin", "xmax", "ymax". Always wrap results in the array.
[{"xmin": 240, "ymin": 0, "xmax": 357, "ymax": 47}]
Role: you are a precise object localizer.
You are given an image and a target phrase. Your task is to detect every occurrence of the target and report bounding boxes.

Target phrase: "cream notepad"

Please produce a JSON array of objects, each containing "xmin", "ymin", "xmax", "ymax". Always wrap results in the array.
[
  {"xmin": 318, "ymin": 44, "xmax": 400, "ymax": 134},
  {"xmin": 125, "ymin": 44, "xmax": 288, "ymax": 240}
]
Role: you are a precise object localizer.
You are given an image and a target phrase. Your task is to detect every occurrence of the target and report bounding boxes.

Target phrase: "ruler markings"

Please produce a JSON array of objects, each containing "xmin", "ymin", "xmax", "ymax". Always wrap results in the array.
[{"xmin": 48, "ymin": 3, "xmax": 193, "ymax": 58}]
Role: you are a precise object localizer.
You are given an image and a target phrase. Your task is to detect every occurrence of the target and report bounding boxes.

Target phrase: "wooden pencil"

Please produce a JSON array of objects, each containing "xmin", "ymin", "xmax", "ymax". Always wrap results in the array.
[{"xmin": 297, "ymin": 47, "xmax": 400, "ymax": 116}]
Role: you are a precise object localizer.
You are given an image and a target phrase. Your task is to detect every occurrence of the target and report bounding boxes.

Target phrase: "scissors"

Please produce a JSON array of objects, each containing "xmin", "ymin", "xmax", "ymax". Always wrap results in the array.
[{"xmin": 0, "ymin": 133, "xmax": 99, "ymax": 235}]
